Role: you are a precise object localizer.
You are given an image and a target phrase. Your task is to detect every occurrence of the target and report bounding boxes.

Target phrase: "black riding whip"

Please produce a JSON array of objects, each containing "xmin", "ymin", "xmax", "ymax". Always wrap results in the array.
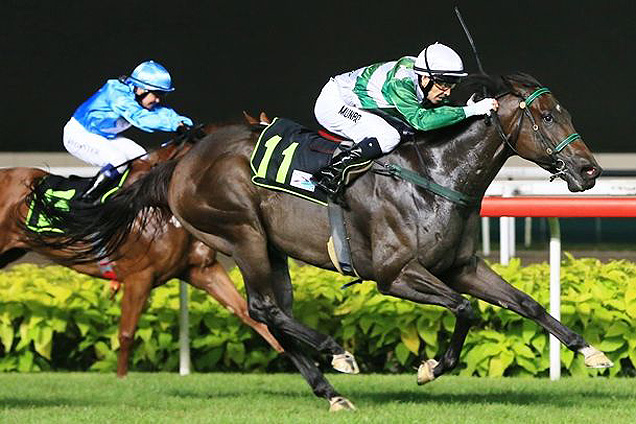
[
  {"xmin": 454, "ymin": 6, "xmax": 486, "ymax": 75},
  {"xmin": 454, "ymin": 5, "xmax": 496, "ymax": 126}
]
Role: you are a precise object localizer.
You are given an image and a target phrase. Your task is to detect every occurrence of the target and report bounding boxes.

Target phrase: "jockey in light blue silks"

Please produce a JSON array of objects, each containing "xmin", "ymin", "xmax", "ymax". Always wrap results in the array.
[{"xmin": 63, "ymin": 60, "xmax": 193, "ymax": 199}]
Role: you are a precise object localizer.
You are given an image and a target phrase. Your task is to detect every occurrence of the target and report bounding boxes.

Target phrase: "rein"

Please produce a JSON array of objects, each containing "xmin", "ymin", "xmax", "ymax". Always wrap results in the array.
[
  {"xmin": 372, "ymin": 84, "xmax": 581, "ymax": 206},
  {"xmin": 111, "ymin": 133, "xmax": 191, "ymax": 171}
]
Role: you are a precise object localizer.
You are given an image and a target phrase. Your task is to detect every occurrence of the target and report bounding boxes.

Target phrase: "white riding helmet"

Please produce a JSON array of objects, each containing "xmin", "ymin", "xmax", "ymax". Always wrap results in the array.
[{"xmin": 414, "ymin": 42, "xmax": 468, "ymax": 81}]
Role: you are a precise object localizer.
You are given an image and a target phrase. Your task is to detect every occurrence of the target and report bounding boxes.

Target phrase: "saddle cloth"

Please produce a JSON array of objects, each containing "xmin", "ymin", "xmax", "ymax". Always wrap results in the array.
[
  {"xmin": 26, "ymin": 171, "xmax": 128, "ymax": 234},
  {"xmin": 250, "ymin": 117, "xmax": 344, "ymax": 206}
]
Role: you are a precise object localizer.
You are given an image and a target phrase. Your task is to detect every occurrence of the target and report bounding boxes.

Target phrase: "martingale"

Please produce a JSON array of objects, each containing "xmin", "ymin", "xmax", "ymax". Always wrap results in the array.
[{"xmin": 250, "ymin": 117, "xmax": 342, "ymax": 206}]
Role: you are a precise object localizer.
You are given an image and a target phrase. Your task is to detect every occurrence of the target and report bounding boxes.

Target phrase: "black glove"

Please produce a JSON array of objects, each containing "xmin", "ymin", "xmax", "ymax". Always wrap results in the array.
[
  {"xmin": 191, "ymin": 124, "xmax": 207, "ymax": 140},
  {"xmin": 176, "ymin": 123, "xmax": 192, "ymax": 136},
  {"xmin": 176, "ymin": 123, "xmax": 207, "ymax": 143}
]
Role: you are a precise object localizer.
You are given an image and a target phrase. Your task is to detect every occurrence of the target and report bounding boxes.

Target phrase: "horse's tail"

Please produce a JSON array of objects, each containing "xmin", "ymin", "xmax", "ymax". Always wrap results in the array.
[{"xmin": 25, "ymin": 160, "xmax": 178, "ymax": 263}]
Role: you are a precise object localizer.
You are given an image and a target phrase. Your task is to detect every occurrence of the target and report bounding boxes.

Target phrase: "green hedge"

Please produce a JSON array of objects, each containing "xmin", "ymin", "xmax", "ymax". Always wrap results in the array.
[{"xmin": 1, "ymin": 255, "xmax": 635, "ymax": 377}]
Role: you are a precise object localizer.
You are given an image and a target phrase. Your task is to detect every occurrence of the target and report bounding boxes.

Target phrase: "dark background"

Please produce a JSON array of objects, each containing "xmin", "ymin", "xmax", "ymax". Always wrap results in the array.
[{"xmin": 1, "ymin": 0, "xmax": 634, "ymax": 152}]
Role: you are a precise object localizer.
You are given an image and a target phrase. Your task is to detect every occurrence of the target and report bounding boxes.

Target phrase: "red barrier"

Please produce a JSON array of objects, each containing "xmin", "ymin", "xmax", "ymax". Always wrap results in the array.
[
  {"xmin": 480, "ymin": 196, "xmax": 636, "ymax": 218},
  {"xmin": 479, "ymin": 195, "xmax": 636, "ymax": 380}
]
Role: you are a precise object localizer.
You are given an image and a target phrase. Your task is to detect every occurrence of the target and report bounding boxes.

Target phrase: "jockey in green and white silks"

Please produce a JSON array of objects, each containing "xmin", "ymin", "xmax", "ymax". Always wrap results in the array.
[
  {"xmin": 63, "ymin": 60, "xmax": 193, "ymax": 200},
  {"xmin": 313, "ymin": 42, "xmax": 498, "ymax": 197}
]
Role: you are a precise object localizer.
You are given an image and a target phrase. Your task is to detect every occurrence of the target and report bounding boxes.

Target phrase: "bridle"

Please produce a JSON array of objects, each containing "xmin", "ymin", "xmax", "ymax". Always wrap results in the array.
[
  {"xmin": 450, "ymin": 7, "xmax": 583, "ymax": 183},
  {"xmin": 491, "ymin": 84, "xmax": 582, "ymax": 181},
  {"xmin": 374, "ymin": 81, "xmax": 585, "ymax": 207}
]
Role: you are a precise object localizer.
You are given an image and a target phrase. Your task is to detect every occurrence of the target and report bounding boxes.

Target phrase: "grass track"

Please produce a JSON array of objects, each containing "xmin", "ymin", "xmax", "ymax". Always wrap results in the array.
[{"xmin": 0, "ymin": 373, "xmax": 635, "ymax": 423}]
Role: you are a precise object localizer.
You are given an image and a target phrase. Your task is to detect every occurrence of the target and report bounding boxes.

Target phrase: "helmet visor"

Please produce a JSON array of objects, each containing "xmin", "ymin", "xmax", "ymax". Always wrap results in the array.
[
  {"xmin": 150, "ymin": 90, "xmax": 169, "ymax": 100},
  {"xmin": 431, "ymin": 74, "xmax": 462, "ymax": 85}
]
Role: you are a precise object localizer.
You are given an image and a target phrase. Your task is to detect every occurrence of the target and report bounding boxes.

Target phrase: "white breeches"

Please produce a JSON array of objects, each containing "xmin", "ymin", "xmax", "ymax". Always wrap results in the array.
[
  {"xmin": 63, "ymin": 118, "xmax": 147, "ymax": 172},
  {"xmin": 314, "ymin": 78, "xmax": 400, "ymax": 153}
]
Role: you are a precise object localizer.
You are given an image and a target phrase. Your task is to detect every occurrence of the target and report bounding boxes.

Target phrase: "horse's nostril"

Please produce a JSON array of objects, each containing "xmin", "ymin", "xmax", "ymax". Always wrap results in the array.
[{"xmin": 582, "ymin": 166, "xmax": 599, "ymax": 179}]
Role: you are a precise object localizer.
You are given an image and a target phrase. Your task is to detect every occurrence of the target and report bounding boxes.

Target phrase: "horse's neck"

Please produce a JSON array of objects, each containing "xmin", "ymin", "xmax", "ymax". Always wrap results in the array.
[
  {"xmin": 397, "ymin": 120, "xmax": 510, "ymax": 200},
  {"xmin": 127, "ymin": 143, "xmax": 190, "ymax": 184},
  {"xmin": 148, "ymin": 144, "xmax": 182, "ymax": 164}
]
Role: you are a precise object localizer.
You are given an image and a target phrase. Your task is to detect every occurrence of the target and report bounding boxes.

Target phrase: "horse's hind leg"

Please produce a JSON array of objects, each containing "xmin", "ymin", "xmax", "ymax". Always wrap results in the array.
[
  {"xmin": 265, "ymin": 245, "xmax": 358, "ymax": 373},
  {"xmin": 0, "ymin": 248, "xmax": 28, "ymax": 269},
  {"xmin": 378, "ymin": 259, "xmax": 478, "ymax": 384},
  {"xmin": 267, "ymin": 326, "xmax": 355, "ymax": 411},
  {"xmin": 444, "ymin": 257, "xmax": 613, "ymax": 369},
  {"xmin": 186, "ymin": 260, "xmax": 283, "ymax": 353},
  {"xmin": 234, "ymin": 237, "xmax": 355, "ymax": 410},
  {"xmin": 117, "ymin": 271, "xmax": 153, "ymax": 377}
]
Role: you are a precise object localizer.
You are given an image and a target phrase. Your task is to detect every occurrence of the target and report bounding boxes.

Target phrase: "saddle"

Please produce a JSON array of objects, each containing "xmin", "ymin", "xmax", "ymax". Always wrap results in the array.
[
  {"xmin": 250, "ymin": 117, "xmax": 354, "ymax": 205},
  {"xmin": 26, "ymin": 171, "xmax": 128, "ymax": 234},
  {"xmin": 249, "ymin": 115, "xmax": 414, "ymax": 277},
  {"xmin": 250, "ymin": 113, "xmax": 415, "ymax": 203}
]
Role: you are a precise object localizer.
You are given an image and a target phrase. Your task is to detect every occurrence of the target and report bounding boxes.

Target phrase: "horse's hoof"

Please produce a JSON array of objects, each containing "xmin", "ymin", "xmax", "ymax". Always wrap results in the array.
[
  {"xmin": 417, "ymin": 359, "xmax": 439, "ymax": 386},
  {"xmin": 329, "ymin": 396, "xmax": 356, "ymax": 412},
  {"xmin": 332, "ymin": 351, "xmax": 360, "ymax": 374},
  {"xmin": 581, "ymin": 346, "xmax": 614, "ymax": 369}
]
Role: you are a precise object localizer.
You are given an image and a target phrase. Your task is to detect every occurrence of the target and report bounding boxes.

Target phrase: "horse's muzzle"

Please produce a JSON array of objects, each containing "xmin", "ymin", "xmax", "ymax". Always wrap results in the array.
[{"xmin": 564, "ymin": 161, "xmax": 602, "ymax": 192}]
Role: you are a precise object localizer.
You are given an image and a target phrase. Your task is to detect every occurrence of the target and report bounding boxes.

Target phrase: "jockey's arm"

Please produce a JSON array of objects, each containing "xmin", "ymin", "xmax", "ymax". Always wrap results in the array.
[
  {"xmin": 111, "ymin": 95, "xmax": 193, "ymax": 133},
  {"xmin": 386, "ymin": 78, "xmax": 466, "ymax": 132}
]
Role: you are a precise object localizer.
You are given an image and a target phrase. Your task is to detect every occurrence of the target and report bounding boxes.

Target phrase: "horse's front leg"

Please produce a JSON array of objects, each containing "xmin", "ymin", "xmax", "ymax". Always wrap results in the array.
[
  {"xmin": 444, "ymin": 257, "xmax": 613, "ymax": 370},
  {"xmin": 377, "ymin": 259, "xmax": 478, "ymax": 384}
]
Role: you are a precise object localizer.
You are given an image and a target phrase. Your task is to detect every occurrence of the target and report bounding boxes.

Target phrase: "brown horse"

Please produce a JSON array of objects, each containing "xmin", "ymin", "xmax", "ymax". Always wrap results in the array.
[
  {"xmin": 0, "ymin": 136, "xmax": 282, "ymax": 377},
  {"xmin": 24, "ymin": 74, "xmax": 613, "ymax": 410}
]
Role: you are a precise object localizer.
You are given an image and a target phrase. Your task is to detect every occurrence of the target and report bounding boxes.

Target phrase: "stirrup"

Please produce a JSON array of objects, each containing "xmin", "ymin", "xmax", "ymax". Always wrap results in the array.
[
  {"xmin": 314, "ymin": 175, "xmax": 345, "ymax": 198},
  {"xmin": 81, "ymin": 174, "xmax": 110, "ymax": 203},
  {"xmin": 317, "ymin": 179, "xmax": 348, "ymax": 207}
]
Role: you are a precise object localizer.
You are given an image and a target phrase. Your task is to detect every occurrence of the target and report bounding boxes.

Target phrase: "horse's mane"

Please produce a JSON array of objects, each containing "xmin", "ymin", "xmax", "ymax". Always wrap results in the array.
[
  {"xmin": 449, "ymin": 72, "xmax": 543, "ymax": 105},
  {"xmin": 411, "ymin": 72, "xmax": 543, "ymax": 146}
]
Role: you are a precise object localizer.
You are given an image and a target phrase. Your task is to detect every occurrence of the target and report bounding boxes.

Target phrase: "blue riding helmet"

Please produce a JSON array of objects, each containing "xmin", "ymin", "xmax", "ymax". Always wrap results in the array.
[{"xmin": 127, "ymin": 60, "xmax": 175, "ymax": 92}]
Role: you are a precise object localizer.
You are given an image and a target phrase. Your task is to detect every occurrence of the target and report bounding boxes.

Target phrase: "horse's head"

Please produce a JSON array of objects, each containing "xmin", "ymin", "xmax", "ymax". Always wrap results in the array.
[{"xmin": 494, "ymin": 74, "xmax": 601, "ymax": 192}]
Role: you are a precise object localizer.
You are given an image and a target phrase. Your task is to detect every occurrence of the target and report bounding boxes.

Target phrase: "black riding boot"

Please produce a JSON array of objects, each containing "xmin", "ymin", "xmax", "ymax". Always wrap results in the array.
[
  {"xmin": 81, "ymin": 164, "xmax": 120, "ymax": 204},
  {"xmin": 313, "ymin": 137, "xmax": 383, "ymax": 198},
  {"xmin": 81, "ymin": 174, "xmax": 113, "ymax": 204}
]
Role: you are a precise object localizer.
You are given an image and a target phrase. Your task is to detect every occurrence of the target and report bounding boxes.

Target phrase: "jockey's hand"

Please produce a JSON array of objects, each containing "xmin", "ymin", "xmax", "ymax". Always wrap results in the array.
[
  {"xmin": 191, "ymin": 124, "xmax": 207, "ymax": 140},
  {"xmin": 176, "ymin": 123, "xmax": 192, "ymax": 136},
  {"xmin": 464, "ymin": 97, "xmax": 498, "ymax": 117},
  {"xmin": 176, "ymin": 123, "xmax": 206, "ymax": 143}
]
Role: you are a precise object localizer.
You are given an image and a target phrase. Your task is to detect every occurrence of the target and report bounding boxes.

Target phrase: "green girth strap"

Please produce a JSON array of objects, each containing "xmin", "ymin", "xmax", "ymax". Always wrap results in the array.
[
  {"xmin": 524, "ymin": 87, "xmax": 550, "ymax": 106},
  {"xmin": 378, "ymin": 163, "xmax": 478, "ymax": 207}
]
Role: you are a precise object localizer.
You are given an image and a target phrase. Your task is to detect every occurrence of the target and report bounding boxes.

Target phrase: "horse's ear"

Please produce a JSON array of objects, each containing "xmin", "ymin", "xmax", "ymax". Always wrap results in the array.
[
  {"xmin": 259, "ymin": 112, "xmax": 271, "ymax": 124},
  {"xmin": 243, "ymin": 111, "xmax": 259, "ymax": 125}
]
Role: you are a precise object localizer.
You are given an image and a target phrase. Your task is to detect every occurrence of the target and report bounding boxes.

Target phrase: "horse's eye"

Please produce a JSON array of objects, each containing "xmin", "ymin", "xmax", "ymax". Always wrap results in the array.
[{"xmin": 543, "ymin": 113, "xmax": 554, "ymax": 123}]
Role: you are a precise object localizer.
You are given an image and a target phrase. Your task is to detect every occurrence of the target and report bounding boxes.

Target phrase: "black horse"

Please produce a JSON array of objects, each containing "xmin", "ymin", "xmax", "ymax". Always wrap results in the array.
[{"xmin": 26, "ymin": 73, "xmax": 612, "ymax": 411}]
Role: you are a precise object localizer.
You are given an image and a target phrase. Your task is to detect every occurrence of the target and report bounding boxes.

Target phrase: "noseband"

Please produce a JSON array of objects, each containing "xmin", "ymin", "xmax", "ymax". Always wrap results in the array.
[{"xmin": 493, "ymin": 86, "xmax": 581, "ymax": 180}]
